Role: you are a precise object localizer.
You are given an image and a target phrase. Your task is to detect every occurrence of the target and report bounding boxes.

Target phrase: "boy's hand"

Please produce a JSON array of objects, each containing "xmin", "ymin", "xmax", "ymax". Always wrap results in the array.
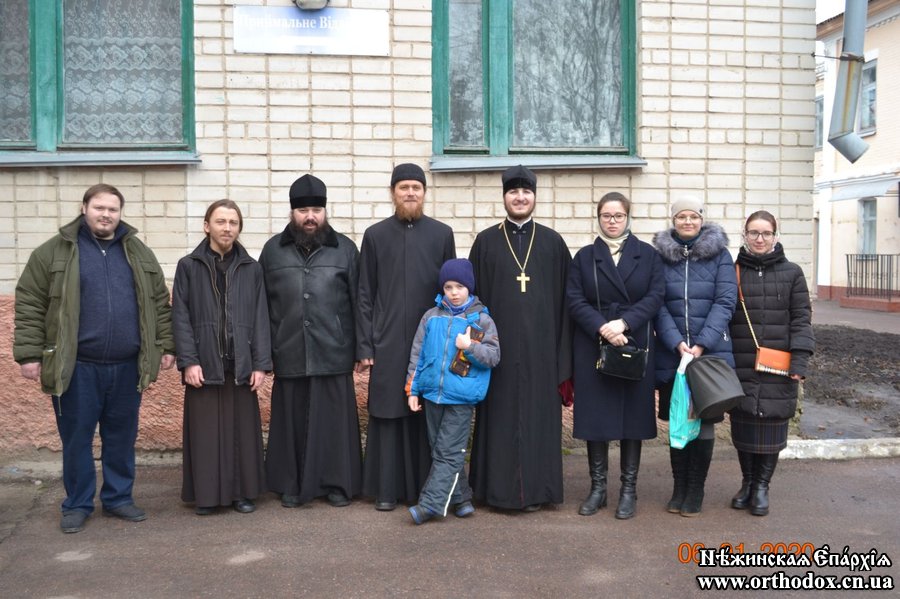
[
  {"xmin": 408, "ymin": 395, "xmax": 421, "ymax": 412},
  {"xmin": 456, "ymin": 326, "xmax": 472, "ymax": 350}
]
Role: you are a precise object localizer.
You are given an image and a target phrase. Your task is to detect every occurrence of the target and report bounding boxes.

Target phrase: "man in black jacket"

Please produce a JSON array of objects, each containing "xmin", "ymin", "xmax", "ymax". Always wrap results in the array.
[
  {"xmin": 260, "ymin": 174, "xmax": 362, "ymax": 508},
  {"xmin": 172, "ymin": 199, "xmax": 271, "ymax": 516}
]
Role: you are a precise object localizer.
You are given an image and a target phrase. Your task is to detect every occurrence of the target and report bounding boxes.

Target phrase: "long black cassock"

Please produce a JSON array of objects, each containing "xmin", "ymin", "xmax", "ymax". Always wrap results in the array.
[
  {"xmin": 468, "ymin": 219, "xmax": 573, "ymax": 509},
  {"xmin": 356, "ymin": 214, "xmax": 456, "ymax": 503}
]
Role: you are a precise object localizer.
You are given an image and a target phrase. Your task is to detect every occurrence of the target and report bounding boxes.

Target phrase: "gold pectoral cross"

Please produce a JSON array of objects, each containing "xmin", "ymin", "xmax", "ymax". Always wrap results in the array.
[{"xmin": 516, "ymin": 271, "xmax": 530, "ymax": 293}]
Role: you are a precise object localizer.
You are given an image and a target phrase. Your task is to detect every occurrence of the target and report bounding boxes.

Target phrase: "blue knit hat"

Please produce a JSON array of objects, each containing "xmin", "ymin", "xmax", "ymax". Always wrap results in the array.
[{"xmin": 439, "ymin": 259, "xmax": 475, "ymax": 295}]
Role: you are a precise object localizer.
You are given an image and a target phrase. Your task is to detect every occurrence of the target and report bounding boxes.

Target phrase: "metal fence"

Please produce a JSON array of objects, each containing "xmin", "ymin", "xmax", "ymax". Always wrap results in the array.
[{"xmin": 845, "ymin": 254, "xmax": 900, "ymax": 299}]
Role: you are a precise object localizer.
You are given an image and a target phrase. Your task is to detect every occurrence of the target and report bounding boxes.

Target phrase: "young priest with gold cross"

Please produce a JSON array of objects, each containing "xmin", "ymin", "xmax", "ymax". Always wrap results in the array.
[{"xmin": 467, "ymin": 165, "xmax": 574, "ymax": 512}]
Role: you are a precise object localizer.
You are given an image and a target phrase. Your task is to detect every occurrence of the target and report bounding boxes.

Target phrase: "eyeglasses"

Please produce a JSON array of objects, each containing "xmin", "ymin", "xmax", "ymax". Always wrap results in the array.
[
  {"xmin": 745, "ymin": 230, "xmax": 775, "ymax": 241},
  {"xmin": 599, "ymin": 213, "xmax": 628, "ymax": 223},
  {"xmin": 674, "ymin": 214, "xmax": 702, "ymax": 223}
]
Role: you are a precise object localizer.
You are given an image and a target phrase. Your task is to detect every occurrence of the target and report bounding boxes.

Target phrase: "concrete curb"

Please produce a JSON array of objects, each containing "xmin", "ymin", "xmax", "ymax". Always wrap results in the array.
[
  {"xmin": 782, "ymin": 437, "xmax": 900, "ymax": 459},
  {"xmin": 4, "ymin": 441, "xmax": 900, "ymax": 483}
]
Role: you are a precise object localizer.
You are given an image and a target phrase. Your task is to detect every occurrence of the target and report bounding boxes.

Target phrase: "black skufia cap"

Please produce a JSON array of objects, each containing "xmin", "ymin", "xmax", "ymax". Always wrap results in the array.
[
  {"xmin": 502, "ymin": 164, "xmax": 536, "ymax": 194},
  {"xmin": 290, "ymin": 174, "xmax": 327, "ymax": 209},
  {"xmin": 390, "ymin": 163, "xmax": 427, "ymax": 188}
]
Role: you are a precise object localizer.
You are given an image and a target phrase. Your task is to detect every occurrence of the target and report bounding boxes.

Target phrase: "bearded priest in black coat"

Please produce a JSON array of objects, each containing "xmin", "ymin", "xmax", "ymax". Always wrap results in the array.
[
  {"xmin": 356, "ymin": 164, "xmax": 456, "ymax": 511},
  {"xmin": 468, "ymin": 165, "xmax": 573, "ymax": 511}
]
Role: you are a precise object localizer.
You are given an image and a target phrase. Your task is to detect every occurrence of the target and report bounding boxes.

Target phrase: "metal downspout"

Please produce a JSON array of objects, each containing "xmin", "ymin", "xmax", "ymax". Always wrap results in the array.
[{"xmin": 827, "ymin": 0, "xmax": 869, "ymax": 163}]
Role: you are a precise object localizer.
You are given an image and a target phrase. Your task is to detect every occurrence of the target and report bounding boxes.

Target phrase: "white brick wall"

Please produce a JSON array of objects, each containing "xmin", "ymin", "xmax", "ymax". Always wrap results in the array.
[{"xmin": 1, "ymin": 0, "xmax": 817, "ymax": 294}]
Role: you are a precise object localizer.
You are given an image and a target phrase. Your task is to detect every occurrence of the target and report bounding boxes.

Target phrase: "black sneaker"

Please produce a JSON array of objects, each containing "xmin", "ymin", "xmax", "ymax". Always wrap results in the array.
[
  {"xmin": 374, "ymin": 499, "xmax": 397, "ymax": 512},
  {"xmin": 281, "ymin": 494, "xmax": 302, "ymax": 508},
  {"xmin": 233, "ymin": 499, "xmax": 256, "ymax": 514},
  {"xmin": 326, "ymin": 490, "xmax": 351, "ymax": 507},
  {"xmin": 60, "ymin": 510, "xmax": 88, "ymax": 533},
  {"xmin": 102, "ymin": 504, "xmax": 147, "ymax": 522}
]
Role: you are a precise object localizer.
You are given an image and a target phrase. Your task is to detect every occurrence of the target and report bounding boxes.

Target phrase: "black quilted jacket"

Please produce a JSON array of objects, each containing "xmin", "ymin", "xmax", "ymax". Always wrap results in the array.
[{"xmin": 728, "ymin": 244, "xmax": 815, "ymax": 419}]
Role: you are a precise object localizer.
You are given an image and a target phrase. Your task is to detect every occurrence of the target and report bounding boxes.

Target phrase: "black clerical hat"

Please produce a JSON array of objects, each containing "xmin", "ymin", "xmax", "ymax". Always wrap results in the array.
[
  {"xmin": 390, "ymin": 163, "xmax": 427, "ymax": 188},
  {"xmin": 502, "ymin": 164, "xmax": 536, "ymax": 194},
  {"xmin": 289, "ymin": 174, "xmax": 327, "ymax": 209}
]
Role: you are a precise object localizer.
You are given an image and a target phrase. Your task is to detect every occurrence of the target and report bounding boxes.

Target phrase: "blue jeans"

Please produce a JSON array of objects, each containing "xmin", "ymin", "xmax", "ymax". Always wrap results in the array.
[
  {"xmin": 419, "ymin": 401, "xmax": 474, "ymax": 516},
  {"xmin": 53, "ymin": 360, "xmax": 142, "ymax": 514}
]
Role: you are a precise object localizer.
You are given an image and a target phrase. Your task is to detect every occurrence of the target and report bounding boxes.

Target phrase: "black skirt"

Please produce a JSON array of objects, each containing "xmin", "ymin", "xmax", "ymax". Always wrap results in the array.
[
  {"xmin": 181, "ymin": 378, "xmax": 266, "ymax": 506},
  {"xmin": 362, "ymin": 412, "xmax": 431, "ymax": 504},
  {"xmin": 730, "ymin": 412, "xmax": 789, "ymax": 454},
  {"xmin": 265, "ymin": 374, "xmax": 362, "ymax": 503}
]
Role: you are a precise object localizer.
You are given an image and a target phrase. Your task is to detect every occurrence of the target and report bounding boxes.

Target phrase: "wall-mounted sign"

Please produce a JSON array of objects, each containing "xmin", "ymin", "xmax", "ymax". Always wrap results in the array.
[{"xmin": 233, "ymin": 5, "xmax": 389, "ymax": 56}]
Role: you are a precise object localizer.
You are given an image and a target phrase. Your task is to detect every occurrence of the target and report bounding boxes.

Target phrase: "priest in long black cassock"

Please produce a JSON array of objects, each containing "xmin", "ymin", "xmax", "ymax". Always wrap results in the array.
[
  {"xmin": 468, "ymin": 165, "xmax": 573, "ymax": 511},
  {"xmin": 260, "ymin": 175, "xmax": 362, "ymax": 509},
  {"xmin": 356, "ymin": 163, "xmax": 456, "ymax": 511}
]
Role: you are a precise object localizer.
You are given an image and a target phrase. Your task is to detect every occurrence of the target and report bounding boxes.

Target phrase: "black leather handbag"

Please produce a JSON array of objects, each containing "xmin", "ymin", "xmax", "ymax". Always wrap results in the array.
[
  {"xmin": 592, "ymin": 262, "xmax": 649, "ymax": 381},
  {"xmin": 596, "ymin": 338, "xmax": 648, "ymax": 381}
]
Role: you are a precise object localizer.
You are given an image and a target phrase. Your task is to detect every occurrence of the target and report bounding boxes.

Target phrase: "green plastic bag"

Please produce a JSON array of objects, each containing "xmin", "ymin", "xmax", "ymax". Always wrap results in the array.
[{"xmin": 669, "ymin": 354, "xmax": 700, "ymax": 449}]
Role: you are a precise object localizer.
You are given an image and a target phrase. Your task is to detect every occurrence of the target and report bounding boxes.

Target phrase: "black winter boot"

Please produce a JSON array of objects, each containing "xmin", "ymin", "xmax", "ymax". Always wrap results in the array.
[
  {"xmin": 615, "ymin": 440, "xmax": 641, "ymax": 520},
  {"xmin": 731, "ymin": 450, "xmax": 755, "ymax": 510},
  {"xmin": 750, "ymin": 453, "xmax": 779, "ymax": 516},
  {"xmin": 680, "ymin": 438, "xmax": 714, "ymax": 517},
  {"xmin": 579, "ymin": 441, "xmax": 609, "ymax": 516},
  {"xmin": 666, "ymin": 447, "xmax": 690, "ymax": 513}
]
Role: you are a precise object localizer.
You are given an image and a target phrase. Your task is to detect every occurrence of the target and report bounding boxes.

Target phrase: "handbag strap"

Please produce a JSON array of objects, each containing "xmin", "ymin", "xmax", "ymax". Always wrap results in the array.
[
  {"xmin": 735, "ymin": 264, "xmax": 760, "ymax": 350},
  {"xmin": 593, "ymin": 259, "xmax": 650, "ymax": 345}
]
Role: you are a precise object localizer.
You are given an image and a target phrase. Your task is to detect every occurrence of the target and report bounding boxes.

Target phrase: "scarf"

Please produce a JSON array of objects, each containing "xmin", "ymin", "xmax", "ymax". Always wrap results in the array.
[
  {"xmin": 442, "ymin": 295, "xmax": 474, "ymax": 316},
  {"xmin": 598, "ymin": 228, "xmax": 631, "ymax": 265}
]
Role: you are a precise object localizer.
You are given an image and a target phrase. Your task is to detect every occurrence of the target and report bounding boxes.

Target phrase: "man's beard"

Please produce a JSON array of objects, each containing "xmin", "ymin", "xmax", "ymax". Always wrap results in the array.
[
  {"xmin": 394, "ymin": 199, "xmax": 424, "ymax": 221},
  {"xmin": 290, "ymin": 219, "xmax": 329, "ymax": 249},
  {"xmin": 504, "ymin": 202, "xmax": 535, "ymax": 222}
]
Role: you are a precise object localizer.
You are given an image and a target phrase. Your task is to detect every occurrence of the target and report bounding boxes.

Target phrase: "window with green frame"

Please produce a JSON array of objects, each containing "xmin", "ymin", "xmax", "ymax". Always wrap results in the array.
[
  {"xmin": 0, "ymin": 0, "xmax": 196, "ymax": 166},
  {"xmin": 431, "ymin": 0, "xmax": 638, "ymax": 170}
]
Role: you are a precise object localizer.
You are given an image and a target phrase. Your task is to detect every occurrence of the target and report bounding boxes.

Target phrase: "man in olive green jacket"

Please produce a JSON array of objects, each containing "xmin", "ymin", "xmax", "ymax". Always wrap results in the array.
[{"xmin": 14, "ymin": 184, "xmax": 175, "ymax": 534}]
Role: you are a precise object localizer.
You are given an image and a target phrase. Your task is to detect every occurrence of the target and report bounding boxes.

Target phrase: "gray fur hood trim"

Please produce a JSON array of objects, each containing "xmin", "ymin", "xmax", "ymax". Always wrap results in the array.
[{"xmin": 652, "ymin": 222, "xmax": 730, "ymax": 264}]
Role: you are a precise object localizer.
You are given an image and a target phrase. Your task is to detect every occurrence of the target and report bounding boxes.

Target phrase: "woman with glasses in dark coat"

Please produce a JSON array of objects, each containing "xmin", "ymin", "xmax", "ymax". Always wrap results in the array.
[
  {"xmin": 567, "ymin": 192, "xmax": 665, "ymax": 520},
  {"xmin": 653, "ymin": 196, "xmax": 737, "ymax": 517},
  {"xmin": 728, "ymin": 210, "xmax": 814, "ymax": 516}
]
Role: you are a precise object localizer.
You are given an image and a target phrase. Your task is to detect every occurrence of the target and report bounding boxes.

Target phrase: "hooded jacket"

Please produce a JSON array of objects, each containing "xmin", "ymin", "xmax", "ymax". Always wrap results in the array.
[
  {"xmin": 652, "ymin": 222, "xmax": 737, "ymax": 386},
  {"xmin": 13, "ymin": 216, "xmax": 174, "ymax": 395},
  {"xmin": 172, "ymin": 239, "xmax": 272, "ymax": 386},
  {"xmin": 729, "ymin": 244, "xmax": 815, "ymax": 419},
  {"xmin": 406, "ymin": 295, "xmax": 500, "ymax": 405}
]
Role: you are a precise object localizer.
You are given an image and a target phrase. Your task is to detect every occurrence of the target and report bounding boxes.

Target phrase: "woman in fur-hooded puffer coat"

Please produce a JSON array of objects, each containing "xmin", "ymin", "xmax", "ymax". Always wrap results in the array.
[{"xmin": 653, "ymin": 196, "xmax": 737, "ymax": 518}]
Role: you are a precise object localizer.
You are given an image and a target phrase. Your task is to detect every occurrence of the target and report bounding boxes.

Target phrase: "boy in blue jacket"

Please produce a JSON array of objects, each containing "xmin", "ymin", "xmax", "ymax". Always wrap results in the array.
[{"xmin": 405, "ymin": 259, "xmax": 501, "ymax": 524}]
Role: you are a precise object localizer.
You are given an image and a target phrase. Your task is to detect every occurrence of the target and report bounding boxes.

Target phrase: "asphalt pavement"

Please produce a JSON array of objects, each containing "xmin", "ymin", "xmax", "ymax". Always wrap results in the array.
[{"xmin": 0, "ymin": 300, "xmax": 898, "ymax": 597}]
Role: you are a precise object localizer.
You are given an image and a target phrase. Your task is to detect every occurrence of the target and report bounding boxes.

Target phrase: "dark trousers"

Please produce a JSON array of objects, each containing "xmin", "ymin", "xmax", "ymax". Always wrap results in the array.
[
  {"xmin": 419, "ymin": 401, "xmax": 474, "ymax": 516},
  {"xmin": 53, "ymin": 360, "xmax": 141, "ymax": 514}
]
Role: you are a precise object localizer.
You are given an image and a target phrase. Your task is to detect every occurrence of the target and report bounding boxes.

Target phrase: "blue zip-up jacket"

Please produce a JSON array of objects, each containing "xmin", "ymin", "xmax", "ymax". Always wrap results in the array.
[
  {"xmin": 406, "ymin": 295, "xmax": 500, "ymax": 405},
  {"xmin": 76, "ymin": 223, "xmax": 141, "ymax": 363},
  {"xmin": 652, "ymin": 223, "xmax": 737, "ymax": 386}
]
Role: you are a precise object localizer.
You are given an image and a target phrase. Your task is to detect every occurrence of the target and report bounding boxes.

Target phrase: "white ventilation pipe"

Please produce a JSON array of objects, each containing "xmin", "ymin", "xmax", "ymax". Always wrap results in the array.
[{"xmin": 827, "ymin": 0, "xmax": 869, "ymax": 163}]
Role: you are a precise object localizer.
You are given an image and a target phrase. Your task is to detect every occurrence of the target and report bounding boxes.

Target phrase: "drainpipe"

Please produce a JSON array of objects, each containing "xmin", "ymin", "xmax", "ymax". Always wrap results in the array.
[{"xmin": 827, "ymin": 0, "xmax": 869, "ymax": 163}]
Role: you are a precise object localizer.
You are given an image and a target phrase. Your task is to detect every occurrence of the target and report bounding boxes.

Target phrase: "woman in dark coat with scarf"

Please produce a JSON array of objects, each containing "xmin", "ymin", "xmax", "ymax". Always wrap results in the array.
[
  {"xmin": 728, "ymin": 210, "xmax": 814, "ymax": 516},
  {"xmin": 653, "ymin": 196, "xmax": 737, "ymax": 517},
  {"xmin": 567, "ymin": 192, "xmax": 665, "ymax": 519}
]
